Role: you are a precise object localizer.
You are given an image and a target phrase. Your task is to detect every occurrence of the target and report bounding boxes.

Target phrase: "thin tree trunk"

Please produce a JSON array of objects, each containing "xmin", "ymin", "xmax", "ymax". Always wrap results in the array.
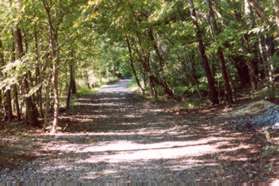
[
  {"xmin": 50, "ymin": 32, "xmax": 59, "ymax": 133},
  {"xmin": 11, "ymin": 40, "xmax": 21, "ymax": 120},
  {"xmin": 66, "ymin": 54, "xmax": 76, "ymax": 110},
  {"xmin": 13, "ymin": 86, "xmax": 20, "ymax": 120},
  {"xmin": 66, "ymin": 77, "xmax": 72, "ymax": 110},
  {"xmin": 148, "ymin": 28, "xmax": 175, "ymax": 98},
  {"xmin": 43, "ymin": 1, "xmax": 60, "ymax": 133},
  {"xmin": 125, "ymin": 36, "xmax": 145, "ymax": 94},
  {"xmin": 44, "ymin": 77, "xmax": 51, "ymax": 128},
  {"xmin": 69, "ymin": 49, "xmax": 77, "ymax": 95},
  {"xmin": 34, "ymin": 26, "xmax": 44, "ymax": 117},
  {"xmin": 148, "ymin": 28, "xmax": 164, "ymax": 70}
]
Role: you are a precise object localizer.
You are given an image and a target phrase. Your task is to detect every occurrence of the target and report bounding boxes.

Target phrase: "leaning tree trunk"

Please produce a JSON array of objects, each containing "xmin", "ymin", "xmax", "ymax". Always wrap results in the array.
[
  {"xmin": 148, "ymin": 28, "xmax": 175, "ymax": 98},
  {"xmin": 188, "ymin": 0, "xmax": 219, "ymax": 104},
  {"xmin": 125, "ymin": 36, "xmax": 145, "ymax": 94}
]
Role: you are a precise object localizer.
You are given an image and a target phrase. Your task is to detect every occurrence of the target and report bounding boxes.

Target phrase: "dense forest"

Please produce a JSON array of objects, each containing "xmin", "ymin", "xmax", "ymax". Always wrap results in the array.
[{"xmin": 0, "ymin": 0, "xmax": 278, "ymax": 133}]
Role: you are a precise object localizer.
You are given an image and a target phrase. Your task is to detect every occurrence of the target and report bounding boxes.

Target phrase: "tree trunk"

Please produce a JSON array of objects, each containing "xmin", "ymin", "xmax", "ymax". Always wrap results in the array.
[
  {"xmin": 247, "ymin": 60, "xmax": 258, "ymax": 90},
  {"xmin": 69, "ymin": 49, "xmax": 77, "ymax": 95},
  {"xmin": 232, "ymin": 56, "xmax": 250, "ymax": 87},
  {"xmin": 44, "ymin": 78, "xmax": 51, "ymax": 129},
  {"xmin": 141, "ymin": 53, "xmax": 158, "ymax": 99},
  {"xmin": 147, "ymin": 29, "xmax": 175, "ymax": 98},
  {"xmin": 148, "ymin": 28, "xmax": 164, "ymax": 70},
  {"xmin": 14, "ymin": 26, "xmax": 39, "ymax": 126},
  {"xmin": 34, "ymin": 26, "xmax": 44, "ymax": 117},
  {"xmin": 50, "ymin": 31, "xmax": 59, "ymax": 134},
  {"xmin": 11, "ymin": 40, "xmax": 21, "ymax": 120},
  {"xmin": 3, "ymin": 91, "xmax": 13, "ymax": 121},
  {"xmin": 217, "ymin": 50, "xmax": 233, "ymax": 104},
  {"xmin": 134, "ymin": 32, "xmax": 174, "ymax": 98},
  {"xmin": 13, "ymin": 86, "xmax": 21, "ymax": 120},
  {"xmin": 125, "ymin": 36, "xmax": 145, "ymax": 94},
  {"xmin": 188, "ymin": 0, "xmax": 219, "ymax": 104},
  {"xmin": 0, "ymin": 39, "xmax": 13, "ymax": 121},
  {"xmin": 43, "ymin": 2, "xmax": 60, "ymax": 133},
  {"xmin": 66, "ymin": 56, "xmax": 76, "ymax": 110},
  {"xmin": 66, "ymin": 76, "xmax": 72, "ymax": 110},
  {"xmin": 206, "ymin": 0, "xmax": 233, "ymax": 104}
]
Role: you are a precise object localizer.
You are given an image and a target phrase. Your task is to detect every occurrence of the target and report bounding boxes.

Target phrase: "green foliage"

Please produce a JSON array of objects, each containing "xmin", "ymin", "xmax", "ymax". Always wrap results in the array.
[{"xmin": 77, "ymin": 86, "xmax": 96, "ymax": 97}]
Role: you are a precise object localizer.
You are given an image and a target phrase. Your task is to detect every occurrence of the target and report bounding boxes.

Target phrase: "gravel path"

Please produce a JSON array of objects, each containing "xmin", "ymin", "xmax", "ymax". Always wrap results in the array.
[{"xmin": 0, "ymin": 79, "xmax": 278, "ymax": 185}]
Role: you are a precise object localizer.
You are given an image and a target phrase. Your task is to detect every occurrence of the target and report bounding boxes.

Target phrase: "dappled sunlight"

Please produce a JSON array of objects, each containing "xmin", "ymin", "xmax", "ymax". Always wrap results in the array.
[
  {"xmin": 1, "ymin": 0, "xmax": 279, "ymax": 182},
  {"xmin": 40, "ymin": 132, "xmax": 253, "ymax": 167},
  {"xmin": 2, "ymin": 80, "xmax": 277, "ymax": 184},
  {"xmin": 29, "ymin": 128, "xmax": 259, "ymax": 183},
  {"xmin": 76, "ymin": 102, "xmax": 123, "ymax": 107},
  {"xmin": 78, "ymin": 144, "xmax": 214, "ymax": 163}
]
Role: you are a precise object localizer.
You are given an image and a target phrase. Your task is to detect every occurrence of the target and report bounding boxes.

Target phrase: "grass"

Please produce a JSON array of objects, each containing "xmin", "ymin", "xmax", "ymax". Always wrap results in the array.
[
  {"xmin": 182, "ymin": 98, "xmax": 205, "ymax": 109},
  {"xmin": 76, "ymin": 86, "xmax": 98, "ymax": 97},
  {"xmin": 128, "ymin": 79, "xmax": 141, "ymax": 92}
]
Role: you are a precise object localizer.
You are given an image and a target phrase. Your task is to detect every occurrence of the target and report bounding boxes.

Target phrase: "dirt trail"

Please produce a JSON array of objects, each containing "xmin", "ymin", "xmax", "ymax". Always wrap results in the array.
[{"xmin": 0, "ymin": 79, "xmax": 278, "ymax": 184}]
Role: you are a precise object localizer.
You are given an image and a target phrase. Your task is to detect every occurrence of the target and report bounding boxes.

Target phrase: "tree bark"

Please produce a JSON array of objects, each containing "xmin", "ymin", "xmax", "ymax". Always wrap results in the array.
[
  {"xmin": 188, "ymin": 0, "xmax": 219, "ymax": 104},
  {"xmin": 148, "ymin": 28, "xmax": 164, "ymax": 70},
  {"xmin": 0, "ymin": 39, "xmax": 13, "ymax": 121},
  {"xmin": 69, "ymin": 49, "xmax": 77, "ymax": 95},
  {"xmin": 125, "ymin": 36, "xmax": 145, "ymax": 94},
  {"xmin": 206, "ymin": 0, "xmax": 233, "ymax": 104},
  {"xmin": 12, "ymin": 0, "xmax": 39, "ymax": 126},
  {"xmin": 11, "ymin": 40, "xmax": 21, "ymax": 120},
  {"xmin": 147, "ymin": 29, "xmax": 175, "ymax": 98},
  {"xmin": 43, "ymin": 1, "xmax": 60, "ymax": 133},
  {"xmin": 66, "ymin": 52, "xmax": 76, "ymax": 110},
  {"xmin": 34, "ymin": 26, "xmax": 44, "ymax": 117},
  {"xmin": 14, "ymin": 27, "xmax": 39, "ymax": 126}
]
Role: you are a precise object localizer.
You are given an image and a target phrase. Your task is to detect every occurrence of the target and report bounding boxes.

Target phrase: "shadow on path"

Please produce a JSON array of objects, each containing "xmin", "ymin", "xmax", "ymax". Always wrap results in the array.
[{"xmin": 1, "ymin": 79, "xmax": 278, "ymax": 184}]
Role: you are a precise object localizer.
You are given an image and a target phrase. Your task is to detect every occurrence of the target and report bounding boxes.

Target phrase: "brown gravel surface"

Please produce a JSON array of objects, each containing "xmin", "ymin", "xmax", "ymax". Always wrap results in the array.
[{"xmin": 0, "ymin": 79, "xmax": 279, "ymax": 185}]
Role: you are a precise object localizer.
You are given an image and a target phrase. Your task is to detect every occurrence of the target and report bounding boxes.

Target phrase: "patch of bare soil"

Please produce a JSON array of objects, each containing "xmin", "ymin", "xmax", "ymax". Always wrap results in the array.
[
  {"xmin": 0, "ymin": 122, "xmax": 43, "ymax": 169},
  {"xmin": 1, "ymin": 80, "xmax": 279, "ymax": 184}
]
